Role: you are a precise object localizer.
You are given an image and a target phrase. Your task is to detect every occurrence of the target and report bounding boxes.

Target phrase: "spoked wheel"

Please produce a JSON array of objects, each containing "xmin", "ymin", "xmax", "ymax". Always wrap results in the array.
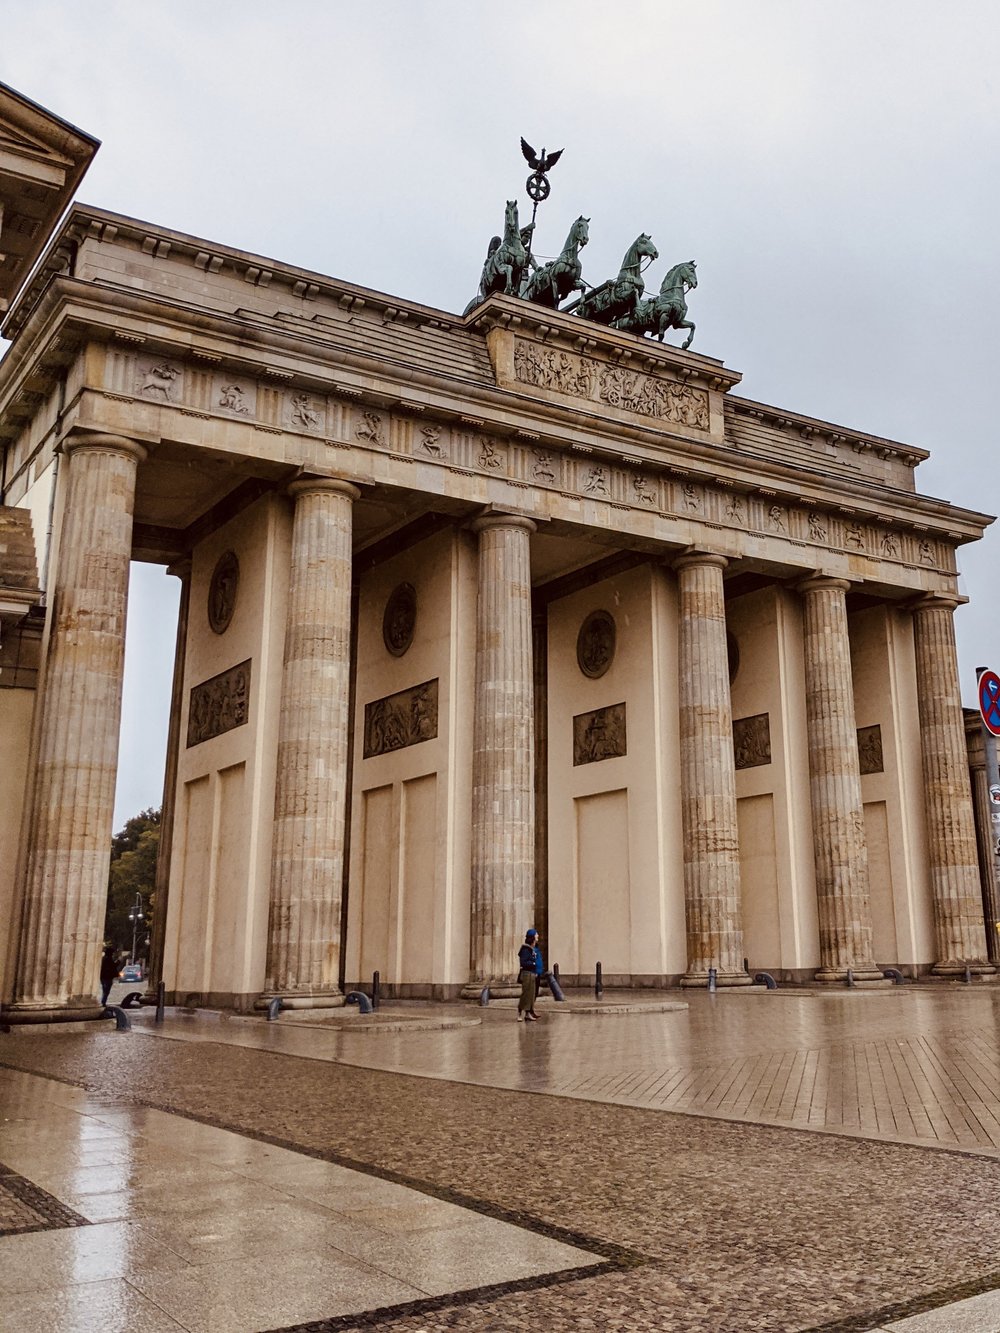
[{"xmin": 526, "ymin": 172, "xmax": 550, "ymax": 202}]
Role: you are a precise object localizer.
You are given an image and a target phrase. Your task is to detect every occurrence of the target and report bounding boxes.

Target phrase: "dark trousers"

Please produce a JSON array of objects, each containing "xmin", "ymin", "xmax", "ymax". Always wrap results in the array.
[
  {"xmin": 518, "ymin": 969, "xmax": 537, "ymax": 1014},
  {"xmin": 100, "ymin": 979, "xmax": 113, "ymax": 1006}
]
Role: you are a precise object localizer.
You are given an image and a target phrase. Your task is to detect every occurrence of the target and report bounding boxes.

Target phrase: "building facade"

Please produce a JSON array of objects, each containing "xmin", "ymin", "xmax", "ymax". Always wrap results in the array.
[{"xmin": 0, "ymin": 86, "xmax": 994, "ymax": 1021}]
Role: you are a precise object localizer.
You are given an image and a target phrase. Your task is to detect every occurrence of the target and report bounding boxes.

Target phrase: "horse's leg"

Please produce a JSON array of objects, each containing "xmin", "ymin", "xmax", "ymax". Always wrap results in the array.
[
  {"xmin": 500, "ymin": 262, "xmax": 514, "ymax": 295},
  {"xmin": 679, "ymin": 319, "xmax": 695, "ymax": 350}
]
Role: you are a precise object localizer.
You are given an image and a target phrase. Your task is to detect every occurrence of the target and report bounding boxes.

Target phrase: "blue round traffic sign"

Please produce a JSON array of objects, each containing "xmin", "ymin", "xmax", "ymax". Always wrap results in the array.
[{"xmin": 979, "ymin": 670, "xmax": 1000, "ymax": 737}]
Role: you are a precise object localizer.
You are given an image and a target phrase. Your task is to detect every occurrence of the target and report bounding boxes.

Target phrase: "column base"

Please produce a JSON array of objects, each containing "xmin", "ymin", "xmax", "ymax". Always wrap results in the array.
[
  {"xmin": 460, "ymin": 981, "xmax": 520, "ymax": 1000},
  {"xmin": 680, "ymin": 971, "xmax": 753, "ymax": 988},
  {"xmin": 814, "ymin": 965, "xmax": 890, "ymax": 985},
  {"xmin": 253, "ymin": 991, "xmax": 345, "ymax": 1012},
  {"xmin": 930, "ymin": 960, "xmax": 997, "ymax": 978},
  {"xmin": 1, "ymin": 999, "xmax": 106, "ymax": 1026}
]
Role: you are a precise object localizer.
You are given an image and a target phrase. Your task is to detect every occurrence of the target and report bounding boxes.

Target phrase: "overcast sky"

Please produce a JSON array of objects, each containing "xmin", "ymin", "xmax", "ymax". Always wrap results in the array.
[{"xmin": 2, "ymin": 0, "xmax": 998, "ymax": 828}]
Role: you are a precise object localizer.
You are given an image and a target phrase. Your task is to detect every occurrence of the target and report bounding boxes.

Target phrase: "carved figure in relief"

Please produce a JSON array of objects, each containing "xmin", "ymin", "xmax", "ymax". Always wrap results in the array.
[
  {"xmin": 919, "ymin": 539, "xmax": 934, "ymax": 564},
  {"xmin": 683, "ymin": 483, "xmax": 700, "ymax": 511},
  {"xmin": 584, "ymin": 466, "xmax": 609, "ymax": 495},
  {"xmin": 857, "ymin": 724, "xmax": 884, "ymax": 775},
  {"xmin": 726, "ymin": 495, "xmax": 744, "ymax": 524},
  {"xmin": 808, "ymin": 512, "xmax": 828, "ymax": 542},
  {"xmin": 733, "ymin": 714, "xmax": 771, "ymax": 770},
  {"xmin": 522, "ymin": 215, "xmax": 590, "ymax": 308},
  {"xmin": 356, "ymin": 411, "xmax": 384, "ymax": 446},
  {"xmin": 291, "ymin": 394, "xmax": 319, "ymax": 428},
  {"xmin": 573, "ymin": 702, "xmax": 627, "ymax": 765},
  {"xmin": 768, "ymin": 505, "xmax": 786, "ymax": 532},
  {"xmin": 880, "ymin": 531, "xmax": 899, "ymax": 557},
  {"xmin": 567, "ymin": 233, "xmax": 658, "ymax": 326},
  {"xmin": 420, "ymin": 424, "xmax": 444, "ymax": 457},
  {"xmin": 479, "ymin": 439, "xmax": 503, "ymax": 469},
  {"xmin": 532, "ymin": 451, "xmax": 556, "ymax": 482},
  {"xmin": 219, "ymin": 384, "xmax": 250, "ymax": 414},
  {"xmin": 138, "ymin": 362, "xmax": 179, "ymax": 400},
  {"xmin": 846, "ymin": 522, "xmax": 865, "ymax": 549},
  {"xmin": 614, "ymin": 260, "xmax": 698, "ymax": 349},
  {"xmin": 632, "ymin": 474, "xmax": 656, "ymax": 506}
]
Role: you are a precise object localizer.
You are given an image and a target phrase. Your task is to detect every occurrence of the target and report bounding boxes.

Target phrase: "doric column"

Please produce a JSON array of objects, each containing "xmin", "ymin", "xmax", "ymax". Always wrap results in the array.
[
  {"xmin": 911, "ymin": 594, "xmax": 993, "ymax": 974},
  {"xmin": 142, "ymin": 559, "xmax": 191, "ymax": 1005},
  {"xmin": 798, "ymin": 576, "xmax": 882, "ymax": 982},
  {"xmin": 466, "ymin": 513, "xmax": 535, "ymax": 992},
  {"xmin": 7, "ymin": 433, "xmax": 145, "ymax": 1023},
  {"xmin": 674, "ymin": 552, "xmax": 750, "ymax": 986},
  {"xmin": 260, "ymin": 478, "xmax": 359, "ymax": 1007}
]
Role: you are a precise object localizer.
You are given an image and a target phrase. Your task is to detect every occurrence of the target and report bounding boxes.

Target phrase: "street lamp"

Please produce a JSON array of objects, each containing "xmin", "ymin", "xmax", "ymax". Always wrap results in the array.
[{"xmin": 127, "ymin": 893, "xmax": 145, "ymax": 965}]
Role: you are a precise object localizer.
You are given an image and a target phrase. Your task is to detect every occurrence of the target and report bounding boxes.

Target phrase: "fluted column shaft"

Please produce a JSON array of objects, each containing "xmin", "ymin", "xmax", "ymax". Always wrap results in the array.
[
  {"xmin": 468, "ymin": 514, "xmax": 535, "ymax": 987},
  {"xmin": 912, "ymin": 595, "xmax": 993, "ymax": 973},
  {"xmin": 799, "ymin": 577, "xmax": 881, "ymax": 981},
  {"xmin": 675, "ymin": 553, "xmax": 749, "ymax": 985},
  {"xmin": 262, "ymin": 478, "xmax": 359, "ymax": 1001},
  {"xmin": 9, "ymin": 434, "xmax": 145, "ymax": 1021}
]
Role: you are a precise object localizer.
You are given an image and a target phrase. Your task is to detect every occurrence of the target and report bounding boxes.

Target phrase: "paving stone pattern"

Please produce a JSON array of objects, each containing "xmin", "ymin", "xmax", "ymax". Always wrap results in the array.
[
  {"xmin": 0, "ymin": 1161, "xmax": 90, "ymax": 1236},
  {"xmin": 5, "ymin": 1012, "xmax": 1000, "ymax": 1332}
]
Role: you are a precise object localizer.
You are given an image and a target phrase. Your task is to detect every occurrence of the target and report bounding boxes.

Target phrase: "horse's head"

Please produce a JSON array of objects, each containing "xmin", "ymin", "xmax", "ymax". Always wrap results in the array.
[
  {"xmin": 504, "ymin": 199, "xmax": 519, "ymax": 234},
  {"xmin": 635, "ymin": 233, "xmax": 659, "ymax": 263},
  {"xmin": 662, "ymin": 260, "xmax": 697, "ymax": 293},
  {"xmin": 571, "ymin": 216, "xmax": 590, "ymax": 248}
]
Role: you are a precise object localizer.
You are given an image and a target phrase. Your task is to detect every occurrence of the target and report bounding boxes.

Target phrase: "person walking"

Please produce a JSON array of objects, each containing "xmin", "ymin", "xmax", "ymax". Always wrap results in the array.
[
  {"xmin": 99, "ymin": 944, "xmax": 119, "ymax": 1007},
  {"xmin": 518, "ymin": 928, "xmax": 541, "ymax": 1022}
]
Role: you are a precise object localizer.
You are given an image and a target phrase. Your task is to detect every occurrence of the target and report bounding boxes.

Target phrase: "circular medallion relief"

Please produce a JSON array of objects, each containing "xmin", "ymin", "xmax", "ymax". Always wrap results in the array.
[
  {"xmin": 383, "ymin": 582, "xmax": 417, "ymax": 657},
  {"xmin": 577, "ymin": 610, "xmax": 616, "ymax": 679},
  {"xmin": 207, "ymin": 550, "xmax": 239, "ymax": 635}
]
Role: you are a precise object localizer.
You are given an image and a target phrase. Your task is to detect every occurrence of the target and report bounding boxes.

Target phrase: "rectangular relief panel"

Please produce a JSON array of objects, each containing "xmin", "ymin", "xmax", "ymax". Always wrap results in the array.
[
  {"xmin": 865, "ymin": 800, "xmax": 897, "ymax": 961},
  {"xmin": 363, "ymin": 679, "xmax": 438, "ymax": 758},
  {"xmin": 575, "ymin": 789, "xmax": 631, "ymax": 973},
  {"xmin": 733, "ymin": 713, "xmax": 771, "ymax": 769},
  {"xmin": 358, "ymin": 785, "xmax": 394, "ymax": 980},
  {"xmin": 857, "ymin": 725, "xmax": 884, "ymax": 775},
  {"xmin": 737, "ymin": 794, "xmax": 780, "ymax": 969},
  {"xmin": 573, "ymin": 702, "xmax": 627, "ymax": 766},
  {"xmin": 399, "ymin": 773, "xmax": 437, "ymax": 984},
  {"xmin": 187, "ymin": 660, "xmax": 252, "ymax": 747}
]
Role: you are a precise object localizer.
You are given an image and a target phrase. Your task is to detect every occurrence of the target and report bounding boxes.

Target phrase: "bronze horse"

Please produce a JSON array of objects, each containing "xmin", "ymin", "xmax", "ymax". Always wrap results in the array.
[
  {"xmin": 522, "ymin": 215, "xmax": 590, "ymax": 308},
  {"xmin": 566, "ymin": 233, "xmax": 658, "ymax": 326},
  {"xmin": 615, "ymin": 260, "xmax": 698, "ymax": 349}
]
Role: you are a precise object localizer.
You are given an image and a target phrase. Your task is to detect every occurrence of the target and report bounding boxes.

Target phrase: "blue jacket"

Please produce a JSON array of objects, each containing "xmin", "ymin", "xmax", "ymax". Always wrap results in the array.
[{"xmin": 518, "ymin": 943, "xmax": 539, "ymax": 973}]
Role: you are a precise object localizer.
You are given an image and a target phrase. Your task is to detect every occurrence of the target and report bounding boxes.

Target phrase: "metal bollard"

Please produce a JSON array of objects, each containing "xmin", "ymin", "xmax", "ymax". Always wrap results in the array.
[
  {"xmin": 882, "ymin": 968, "xmax": 905, "ymax": 985},
  {"xmin": 595, "ymin": 961, "xmax": 603, "ymax": 999},
  {"xmin": 155, "ymin": 980, "xmax": 165, "ymax": 1023},
  {"xmin": 549, "ymin": 974, "xmax": 566, "ymax": 1002},
  {"xmin": 104, "ymin": 1005, "xmax": 131, "ymax": 1031},
  {"xmin": 552, "ymin": 963, "xmax": 560, "ymax": 981},
  {"xmin": 346, "ymin": 990, "xmax": 373, "ymax": 1014},
  {"xmin": 708, "ymin": 966, "xmax": 717, "ymax": 993},
  {"xmin": 846, "ymin": 968, "xmax": 855, "ymax": 988},
  {"xmin": 743, "ymin": 957, "xmax": 750, "ymax": 974},
  {"xmin": 965, "ymin": 963, "xmax": 973, "ymax": 984},
  {"xmin": 266, "ymin": 997, "xmax": 283, "ymax": 1021},
  {"xmin": 372, "ymin": 970, "xmax": 380, "ymax": 1011},
  {"xmin": 754, "ymin": 972, "xmax": 778, "ymax": 990},
  {"xmin": 479, "ymin": 986, "xmax": 490, "ymax": 1006}
]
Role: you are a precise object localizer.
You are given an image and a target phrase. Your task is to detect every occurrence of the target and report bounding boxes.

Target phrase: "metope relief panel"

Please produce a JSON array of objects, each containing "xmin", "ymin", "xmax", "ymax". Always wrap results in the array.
[
  {"xmin": 284, "ymin": 391, "xmax": 325, "ymax": 434},
  {"xmin": 512, "ymin": 338, "xmax": 709, "ymax": 430},
  {"xmin": 215, "ymin": 376, "xmax": 257, "ymax": 419},
  {"xmin": 733, "ymin": 713, "xmax": 771, "ymax": 769},
  {"xmin": 363, "ymin": 678, "xmax": 439, "ymax": 759},
  {"xmin": 187, "ymin": 659, "xmax": 252, "ymax": 748},
  {"xmin": 857, "ymin": 725, "xmax": 884, "ymax": 775},
  {"xmin": 135, "ymin": 358, "xmax": 182, "ymax": 404},
  {"xmin": 573, "ymin": 702, "xmax": 627, "ymax": 766}
]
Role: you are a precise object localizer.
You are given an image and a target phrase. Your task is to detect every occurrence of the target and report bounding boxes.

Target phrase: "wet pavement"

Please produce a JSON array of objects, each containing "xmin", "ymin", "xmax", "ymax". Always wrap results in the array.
[{"xmin": 4, "ymin": 984, "xmax": 1000, "ymax": 1330}]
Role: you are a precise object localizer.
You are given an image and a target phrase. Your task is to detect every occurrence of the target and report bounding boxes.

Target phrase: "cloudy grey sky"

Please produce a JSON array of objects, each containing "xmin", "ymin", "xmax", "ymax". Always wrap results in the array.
[{"xmin": 2, "ymin": 0, "xmax": 998, "ymax": 828}]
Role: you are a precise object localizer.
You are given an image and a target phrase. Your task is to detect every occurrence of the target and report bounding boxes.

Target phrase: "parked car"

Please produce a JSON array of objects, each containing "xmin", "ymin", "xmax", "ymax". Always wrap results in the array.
[{"xmin": 120, "ymin": 964, "xmax": 143, "ymax": 983}]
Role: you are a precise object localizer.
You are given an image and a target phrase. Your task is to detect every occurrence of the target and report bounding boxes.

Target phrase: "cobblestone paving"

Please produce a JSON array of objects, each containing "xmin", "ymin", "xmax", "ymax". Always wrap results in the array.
[
  {"xmin": 0, "ymin": 1161, "xmax": 90, "ymax": 1236},
  {"xmin": 5, "ymin": 1011, "xmax": 1000, "ymax": 1332}
]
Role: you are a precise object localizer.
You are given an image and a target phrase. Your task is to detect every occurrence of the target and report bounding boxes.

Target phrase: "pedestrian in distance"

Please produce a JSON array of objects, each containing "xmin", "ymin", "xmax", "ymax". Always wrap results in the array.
[
  {"xmin": 99, "ymin": 943, "xmax": 119, "ymax": 1007},
  {"xmin": 530, "ymin": 933, "xmax": 547, "ymax": 1020},
  {"xmin": 518, "ymin": 928, "xmax": 541, "ymax": 1022}
]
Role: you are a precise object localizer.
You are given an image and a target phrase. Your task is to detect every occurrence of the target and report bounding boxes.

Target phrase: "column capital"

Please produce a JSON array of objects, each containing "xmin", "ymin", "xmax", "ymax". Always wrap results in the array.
[
  {"xmin": 797, "ymin": 574, "xmax": 853, "ymax": 596},
  {"xmin": 470, "ymin": 512, "xmax": 537, "ymax": 537},
  {"xmin": 287, "ymin": 477, "xmax": 361, "ymax": 503},
  {"xmin": 60, "ymin": 432, "xmax": 147, "ymax": 465},
  {"xmin": 672, "ymin": 549, "xmax": 729, "ymax": 575},
  {"xmin": 908, "ymin": 591, "xmax": 964, "ymax": 615}
]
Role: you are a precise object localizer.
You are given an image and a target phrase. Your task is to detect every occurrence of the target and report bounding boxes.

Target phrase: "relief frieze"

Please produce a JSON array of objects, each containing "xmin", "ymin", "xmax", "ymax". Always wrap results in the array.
[
  {"xmin": 857, "ymin": 724, "xmax": 884, "ymax": 775},
  {"xmin": 513, "ymin": 338, "xmax": 709, "ymax": 430},
  {"xmin": 363, "ymin": 678, "xmax": 438, "ymax": 758},
  {"xmin": 187, "ymin": 659, "xmax": 251, "ymax": 748}
]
